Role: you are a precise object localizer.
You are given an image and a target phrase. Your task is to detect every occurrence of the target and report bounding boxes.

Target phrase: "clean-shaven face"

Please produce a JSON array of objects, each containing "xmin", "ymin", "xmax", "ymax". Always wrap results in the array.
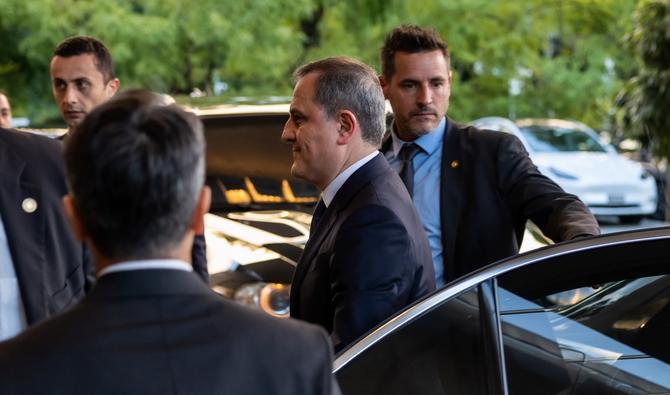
[
  {"xmin": 281, "ymin": 72, "xmax": 342, "ymax": 190},
  {"xmin": 50, "ymin": 53, "xmax": 119, "ymax": 129}
]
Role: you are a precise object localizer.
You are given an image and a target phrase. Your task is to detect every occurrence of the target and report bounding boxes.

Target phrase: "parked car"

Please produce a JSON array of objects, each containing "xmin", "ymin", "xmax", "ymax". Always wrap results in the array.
[
  {"xmin": 334, "ymin": 226, "xmax": 670, "ymax": 394},
  {"xmin": 196, "ymin": 105, "xmax": 552, "ymax": 316},
  {"xmin": 470, "ymin": 117, "xmax": 657, "ymax": 223}
]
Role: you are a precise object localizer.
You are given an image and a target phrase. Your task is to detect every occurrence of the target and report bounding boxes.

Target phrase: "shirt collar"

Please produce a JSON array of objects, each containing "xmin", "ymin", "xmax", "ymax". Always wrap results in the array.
[
  {"xmin": 322, "ymin": 151, "xmax": 378, "ymax": 207},
  {"xmin": 391, "ymin": 117, "xmax": 446, "ymax": 158},
  {"xmin": 99, "ymin": 259, "xmax": 193, "ymax": 277}
]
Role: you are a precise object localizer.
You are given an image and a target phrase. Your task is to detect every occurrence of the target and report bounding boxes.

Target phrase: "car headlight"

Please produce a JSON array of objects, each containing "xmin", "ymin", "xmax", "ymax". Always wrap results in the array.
[
  {"xmin": 549, "ymin": 166, "xmax": 579, "ymax": 180},
  {"xmin": 233, "ymin": 282, "xmax": 290, "ymax": 318}
]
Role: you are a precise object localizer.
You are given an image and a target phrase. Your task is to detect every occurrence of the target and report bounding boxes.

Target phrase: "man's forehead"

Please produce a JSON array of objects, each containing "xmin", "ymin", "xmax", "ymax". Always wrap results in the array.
[
  {"xmin": 0, "ymin": 94, "xmax": 9, "ymax": 108},
  {"xmin": 50, "ymin": 54, "xmax": 103, "ymax": 80},
  {"xmin": 392, "ymin": 50, "xmax": 449, "ymax": 79}
]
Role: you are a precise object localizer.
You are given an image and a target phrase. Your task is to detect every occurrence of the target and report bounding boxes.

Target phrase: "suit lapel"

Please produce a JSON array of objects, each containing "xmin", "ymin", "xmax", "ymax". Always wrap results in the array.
[
  {"xmin": 0, "ymin": 141, "xmax": 47, "ymax": 324},
  {"xmin": 440, "ymin": 120, "xmax": 465, "ymax": 283},
  {"xmin": 291, "ymin": 154, "xmax": 386, "ymax": 312}
]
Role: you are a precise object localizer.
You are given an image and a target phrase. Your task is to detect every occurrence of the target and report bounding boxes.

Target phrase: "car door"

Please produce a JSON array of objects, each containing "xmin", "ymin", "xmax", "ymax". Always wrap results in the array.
[{"xmin": 335, "ymin": 228, "xmax": 670, "ymax": 395}]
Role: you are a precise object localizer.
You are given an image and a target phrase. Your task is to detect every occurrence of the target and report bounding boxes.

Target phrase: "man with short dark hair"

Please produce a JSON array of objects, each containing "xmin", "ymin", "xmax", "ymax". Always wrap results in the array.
[
  {"xmin": 50, "ymin": 35, "xmax": 208, "ymax": 281},
  {"xmin": 0, "ymin": 91, "xmax": 340, "ymax": 395},
  {"xmin": 50, "ymin": 36, "xmax": 120, "ymax": 131},
  {"xmin": 380, "ymin": 25, "xmax": 600, "ymax": 287},
  {"xmin": 283, "ymin": 56, "xmax": 435, "ymax": 351},
  {"xmin": 0, "ymin": 90, "xmax": 11, "ymax": 128}
]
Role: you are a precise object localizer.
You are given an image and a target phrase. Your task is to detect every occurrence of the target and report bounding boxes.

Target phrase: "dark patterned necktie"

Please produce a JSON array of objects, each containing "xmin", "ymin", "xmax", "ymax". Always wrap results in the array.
[
  {"xmin": 309, "ymin": 199, "xmax": 326, "ymax": 236},
  {"xmin": 398, "ymin": 143, "xmax": 421, "ymax": 196}
]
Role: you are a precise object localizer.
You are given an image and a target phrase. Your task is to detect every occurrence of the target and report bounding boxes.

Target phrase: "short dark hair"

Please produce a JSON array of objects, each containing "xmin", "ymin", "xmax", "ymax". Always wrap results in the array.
[
  {"xmin": 54, "ymin": 36, "xmax": 115, "ymax": 82},
  {"xmin": 64, "ymin": 90, "xmax": 205, "ymax": 261},
  {"xmin": 381, "ymin": 25, "xmax": 450, "ymax": 80},
  {"xmin": 294, "ymin": 56, "xmax": 386, "ymax": 147}
]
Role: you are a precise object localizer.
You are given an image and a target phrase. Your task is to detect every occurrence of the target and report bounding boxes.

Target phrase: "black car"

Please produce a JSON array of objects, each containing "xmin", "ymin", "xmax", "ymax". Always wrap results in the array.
[{"xmin": 334, "ymin": 227, "xmax": 670, "ymax": 395}]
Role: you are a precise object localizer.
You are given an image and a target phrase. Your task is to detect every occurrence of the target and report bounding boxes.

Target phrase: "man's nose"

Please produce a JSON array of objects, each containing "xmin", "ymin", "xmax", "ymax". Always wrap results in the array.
[
  {"xmin": 63, "ymin": 86, "xmax": 78, "ymax": 104},
  {"xmin": 281, "ymin": 120, "xmax": 295, "ymax": 142},
  {"xmin": 416, "ymin": 84, "xmax": 433, "ymax": 105}
]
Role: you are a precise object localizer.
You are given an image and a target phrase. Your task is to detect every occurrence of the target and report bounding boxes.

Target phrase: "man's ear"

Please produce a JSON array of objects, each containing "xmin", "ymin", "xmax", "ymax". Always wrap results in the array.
[
  {"xmin": 190, "ymin": 185, "xmax": 211, "ymax": 235},
  {"xmin": 379, "ymin": 75, "xmax": 389, "ymax": 99},
  {"xmin": 335, "ymin": 110, "xmax": 357, "ymax": 145},
  {"xmin": 105, "ymin": 78, "xmax": 120, "ymax": 97},
  {"xmin": 62, "ymin": 195, "xmax": 87, "ymax": 241}
]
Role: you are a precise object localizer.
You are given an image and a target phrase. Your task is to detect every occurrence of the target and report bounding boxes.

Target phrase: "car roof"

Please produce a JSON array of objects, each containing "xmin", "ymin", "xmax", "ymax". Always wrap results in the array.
[
  {"xmin": 515, "ymin": 118, "xmax": 593, "ymax": 132},
  {"xmin": 188, "ymin": 103, "xmax": 291, "ymax": 118}
]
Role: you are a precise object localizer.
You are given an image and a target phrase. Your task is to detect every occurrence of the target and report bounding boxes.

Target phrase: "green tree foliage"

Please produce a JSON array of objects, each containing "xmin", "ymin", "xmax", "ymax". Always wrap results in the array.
[
  {"xmin": 0, "ymin": 0, "xmax": 644, "ymax": 134},
  {"xmin": 0, "ymin": 0, "xmax": 312, "ymax": 125},
  {"xmin": 617, "ymin": 0, "xmax": 670, "ymax": 158},
  {"xmin": 303, "ymin": 0, "xmax": 637, "ymax": 127}
]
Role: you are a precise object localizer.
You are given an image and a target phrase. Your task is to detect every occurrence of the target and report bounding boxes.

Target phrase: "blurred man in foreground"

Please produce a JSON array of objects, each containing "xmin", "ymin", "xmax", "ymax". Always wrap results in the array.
[
  {"xmin": 0, "ymin": 91, "xmax": 340, "ymax": 395},
  {"xmin": 283, "ymin": 57, "xmax": 435, "ymax": 351}
]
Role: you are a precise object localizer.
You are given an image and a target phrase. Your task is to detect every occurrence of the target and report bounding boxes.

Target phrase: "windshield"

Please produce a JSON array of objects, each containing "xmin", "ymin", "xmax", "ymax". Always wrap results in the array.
[{"xmin": 519, "ymin": 125, "xmax": 607, "ymax": 153}]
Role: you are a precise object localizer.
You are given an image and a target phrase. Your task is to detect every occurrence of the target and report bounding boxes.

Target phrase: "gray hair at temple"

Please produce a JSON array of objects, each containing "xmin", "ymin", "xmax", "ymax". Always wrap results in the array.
[{"xmin": 294, "ymin": 56, "xmax": 386, "ymax": 147}]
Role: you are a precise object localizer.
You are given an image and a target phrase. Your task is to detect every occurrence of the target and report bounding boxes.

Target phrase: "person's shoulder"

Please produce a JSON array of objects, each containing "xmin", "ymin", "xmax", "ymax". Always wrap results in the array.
[{"xmin": 0, "ymin": 128, "xmax": 62, "ymax": 157}]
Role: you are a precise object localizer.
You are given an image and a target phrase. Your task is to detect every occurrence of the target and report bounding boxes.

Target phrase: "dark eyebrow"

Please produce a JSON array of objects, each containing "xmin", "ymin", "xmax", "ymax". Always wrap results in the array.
[{"xmin": 289, "ymin": 108, "xmax": 305, "ymax": 118}]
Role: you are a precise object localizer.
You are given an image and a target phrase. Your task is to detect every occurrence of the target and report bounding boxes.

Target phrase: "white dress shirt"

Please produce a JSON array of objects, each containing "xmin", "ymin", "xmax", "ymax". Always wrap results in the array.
[
  {"xmin": 99, "ymin": 259, "xmax": 193, "ymax": 277},
  {"xmin": 0, "ymin": 213, "xmax": 27, "ymax": 341}
]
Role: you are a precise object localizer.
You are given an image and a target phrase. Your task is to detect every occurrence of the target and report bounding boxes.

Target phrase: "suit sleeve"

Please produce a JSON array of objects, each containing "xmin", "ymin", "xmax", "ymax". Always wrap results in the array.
[
  {"xmin": 191, "ymin": 234, "xmax": 209, "ymax": 283},
  {"xmin": 496, "ymin": 134, "xmax": 600, "ymax": 241},
  {"xmin": 328, "ymin": 205, "xmax": 414, "ymax": 351}
]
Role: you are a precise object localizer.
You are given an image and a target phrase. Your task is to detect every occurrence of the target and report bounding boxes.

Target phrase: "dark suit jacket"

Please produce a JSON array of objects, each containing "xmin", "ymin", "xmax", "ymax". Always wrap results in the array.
[
  {"xmin": 290, "ymin": 154, "xmax": 435, "ymax": 351},
  {"xmin": 0, "ymin": 269, "xmax": 338, "ymax": 395},
  {"xmin": 0, "ymin": 128, "xmax": 208, "ymax": 327},
  {"xmin": 382, "ymin": 119, "xmax": 600, "ymax": 283},
  {"xmin": 0, "ymin": 129, "xmax": 94, "ymax": 325}
]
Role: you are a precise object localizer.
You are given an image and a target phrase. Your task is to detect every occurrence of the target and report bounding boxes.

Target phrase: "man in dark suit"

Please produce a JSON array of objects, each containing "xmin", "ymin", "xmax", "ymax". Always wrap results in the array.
[
  {"xmin": 282, "ymin": 57, "xmax": 435, "ymax": 352},
  {"xmin": 0, "ymin": 128, "xmax": 94, "ymax": 340},
  {"xmin": 0, "ymin": 91, "xmax": 340, "ymax": 395},
  {"xmin": 49, "ymin": 35, "xmax": 208, "ymax": 280},
  {"xmin": 379, "ymin": 25, "xmax": 600, "ymax": 287}
]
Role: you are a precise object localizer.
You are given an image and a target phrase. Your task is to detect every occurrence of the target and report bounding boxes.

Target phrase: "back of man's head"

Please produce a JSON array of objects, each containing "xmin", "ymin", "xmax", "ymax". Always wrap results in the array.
[
  {"xmin": 294, "ymin": 56, "xmax": 386, "ymax": 147},
  {"xmin": 380, "ymin": 24, "xmax": 450, "ymax": 80},
  {"xmin": 64, "ymin": 90, "xmax": 205, "ymax": 261},
  {"xmin": 54, "ymin": 35, "xmax": 115, "ymax": 82}
]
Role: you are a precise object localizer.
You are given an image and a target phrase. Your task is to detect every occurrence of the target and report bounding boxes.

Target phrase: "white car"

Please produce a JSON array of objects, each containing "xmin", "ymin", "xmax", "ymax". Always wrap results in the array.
[{"xmin": 471, "ymin": 117, "xmax": 657, "ymax": 223}]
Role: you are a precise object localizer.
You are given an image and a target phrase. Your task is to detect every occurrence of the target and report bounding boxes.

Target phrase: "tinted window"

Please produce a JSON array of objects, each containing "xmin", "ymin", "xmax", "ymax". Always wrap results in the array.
[
  {"xmin": 498, "ymin": 275, "xmax": 670, "ymax": 394},
  {"xmin": 520, "ymin": 126, "xmax": 606, "ymax": 153},
  {"xmin": 336, "ymin": 287, "xmax": 488, "ymax": 395}
]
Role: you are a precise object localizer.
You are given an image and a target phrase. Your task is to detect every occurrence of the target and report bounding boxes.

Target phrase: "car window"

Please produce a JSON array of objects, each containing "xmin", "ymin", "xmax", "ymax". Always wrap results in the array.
[
  {"xmin": 498, "ymin": 274, "xmax": 670, "ymax": 394},
  {"xmin": 520, "ymin": 125, "xmax": 607, "ymax": 153},
  {"xmin": 335, "ymin": 287, "xmax": 488, "ymax": 395}
]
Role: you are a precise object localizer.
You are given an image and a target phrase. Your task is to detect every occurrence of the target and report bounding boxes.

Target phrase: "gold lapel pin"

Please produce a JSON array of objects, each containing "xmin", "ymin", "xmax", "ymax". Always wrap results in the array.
[
  {"xmin": 22, "ymin": 198, "xmax": 37, "ymax": 213},
  {"xmin": 450, "ymin": 160, "xmax": 459, "ymax": 169}
]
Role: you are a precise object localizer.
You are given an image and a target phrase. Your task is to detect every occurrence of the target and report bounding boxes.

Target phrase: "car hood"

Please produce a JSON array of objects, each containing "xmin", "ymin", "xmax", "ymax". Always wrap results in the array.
[{"xmin": 531, "ymin": 152, "xmax": 644, "ymax": 183}]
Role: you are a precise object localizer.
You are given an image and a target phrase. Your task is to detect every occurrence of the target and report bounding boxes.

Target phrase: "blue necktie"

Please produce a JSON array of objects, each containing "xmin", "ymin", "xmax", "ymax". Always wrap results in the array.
[{"xmin": 398, "ymin": 143, "xmax": 421, "ymax": 196}]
